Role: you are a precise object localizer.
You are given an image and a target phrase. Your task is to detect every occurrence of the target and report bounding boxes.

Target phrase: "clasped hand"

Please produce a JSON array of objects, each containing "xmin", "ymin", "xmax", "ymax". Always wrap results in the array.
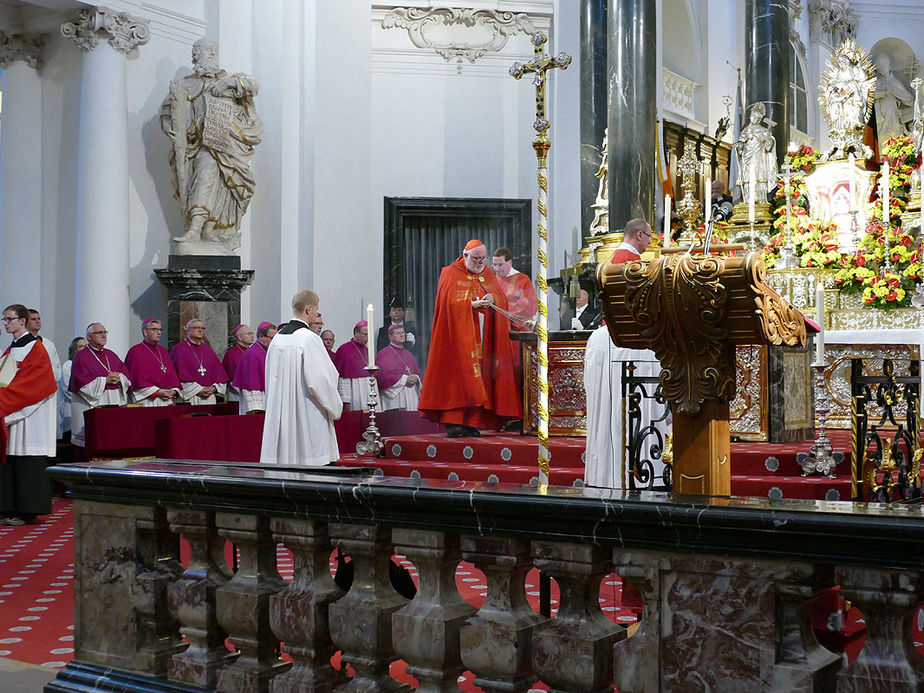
[{"xmin": 471, "ymin": 294, "xmax": 494, "ymax": 309}]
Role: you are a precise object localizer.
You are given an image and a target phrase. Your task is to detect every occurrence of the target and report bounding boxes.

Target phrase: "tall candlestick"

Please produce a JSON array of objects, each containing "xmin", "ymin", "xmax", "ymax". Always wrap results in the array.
[
  {"xmin": 664, "ymin": 194, "xmax": 672, "ymax": 246},
  {"xmin": 748, "ymin": 164, "xmax": 756, "ymax": 224},
  {"xmin": 815, "ymin": 282, "xmax": 825, "ymax": 366},
  {"xmin": 366, "ymin": 303, "xmax": 375, "ymax": 368},
  {"xmin": 882, "ymin": 161, "xmax": 890, "ymax": 225},
  {"xmin": 784, "ymin": 162, "xmax": 792, "ymax": 241},
  {"xmin": 704, "ymin": 164, "xmax": 712, "ymax": 226}
]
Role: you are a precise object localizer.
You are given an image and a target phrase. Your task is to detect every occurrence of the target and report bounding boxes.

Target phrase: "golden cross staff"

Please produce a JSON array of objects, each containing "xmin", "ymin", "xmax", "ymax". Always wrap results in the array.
[{"xmin": 510, "ymin": 32, "xmax": 571, "ymax": 486}]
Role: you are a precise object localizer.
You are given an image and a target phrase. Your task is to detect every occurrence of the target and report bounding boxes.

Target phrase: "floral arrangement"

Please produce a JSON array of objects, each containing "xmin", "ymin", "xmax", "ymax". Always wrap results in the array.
[
  {"xmin": 869, "ymin": 136, "xmax": 922, "ymax": 227},
  {"xmin": 834, "ymin": 220, "xmax": 921, "ymax": 307}
]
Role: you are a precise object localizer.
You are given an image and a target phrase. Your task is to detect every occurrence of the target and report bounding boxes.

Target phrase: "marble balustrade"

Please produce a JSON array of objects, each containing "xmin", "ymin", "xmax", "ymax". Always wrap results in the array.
[{"xmin": 44, "ymin": 459, "xmax": 924, "ymax": 693}]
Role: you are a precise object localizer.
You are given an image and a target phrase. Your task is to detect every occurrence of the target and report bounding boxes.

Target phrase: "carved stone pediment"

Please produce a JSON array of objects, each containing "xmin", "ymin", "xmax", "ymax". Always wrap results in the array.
[{"xmin": 382, "ymin": 7, "xmax": 537, "ymax": 72}]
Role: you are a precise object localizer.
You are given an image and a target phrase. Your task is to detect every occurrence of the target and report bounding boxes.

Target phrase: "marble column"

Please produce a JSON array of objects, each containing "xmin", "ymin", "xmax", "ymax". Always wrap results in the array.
[
  {"xmin": 61, "ymin": 8, "xmax": 149, "ymax": 355},
  {"xmin": 607, "ymin": 0, "xmax": 656, "ymax": 232},
  {"xmin": 745, "ymin": 0, "xmax": 790, "ymax": 167},
  {"xmin": 0, "ymin": 33, "xmax": 46, "ymax": 310},
  {"xmin": 580, "ymin": 0, "xmax": 607, "ymax": 241}
]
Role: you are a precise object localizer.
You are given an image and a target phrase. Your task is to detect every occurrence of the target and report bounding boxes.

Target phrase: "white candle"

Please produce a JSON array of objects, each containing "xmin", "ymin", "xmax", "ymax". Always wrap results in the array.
[
  {"xmin": 815, "ymin": 282, "xmax": 825, "ymax": 366},
  {"xmin": 366, "ymin": 303, "xmax": 375, "ymax": 368},
  {"xmin": 664, "ymin": 194, "xmax": 672, "ymax": 246},
  {"xmin": 704, "ymin": 166, "xmax": 712, "ymax": 226},
  {"xmin": 748, "ymin": 164, "xmax": 756, "ymax": 224},
  {"xmin": 784, "ymin": 162, "xmax": 791, "ymax": 240},
  {"xmin": 848, "ymin": 153, "xmax": 856, "ymax": 212},
  {"xmin": 882, "ymin": 161, "xmax": 890, "ymax": 224}
]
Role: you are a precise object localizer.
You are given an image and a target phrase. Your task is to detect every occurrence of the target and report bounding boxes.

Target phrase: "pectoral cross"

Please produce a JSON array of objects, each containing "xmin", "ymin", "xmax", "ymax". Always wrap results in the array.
[
  {"xmin": 160, "ymin": 364, "xmax": 167, "ymax": 373},
  {"xmin": 197, "ymin": 364, "xmax": 206, "ymax": 376}
]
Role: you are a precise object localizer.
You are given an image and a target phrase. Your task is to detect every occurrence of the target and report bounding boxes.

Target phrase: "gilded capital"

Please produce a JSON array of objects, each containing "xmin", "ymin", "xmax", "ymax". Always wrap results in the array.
[
  {"xmin": 0, "ymin": 32, "xmax": 47, "ymax": 69},
  {"xmin": 61, "ymin": 7, "xmax": 150, "ymax": 57}
]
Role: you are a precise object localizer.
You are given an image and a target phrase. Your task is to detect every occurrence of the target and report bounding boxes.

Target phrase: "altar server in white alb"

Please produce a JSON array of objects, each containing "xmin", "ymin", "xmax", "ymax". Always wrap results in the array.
[
  {"xmin": 260, "ymin": 290, "xmax": 343, "ymax": 466},
  {"xmin": 583, "ymin": 323, "xmax": 669, "ymax": 489},
  {"xmin": 68, "ymin": 322, "xmax": 131, "ymax": 449},
  {"xmin": 0, "ymin": 304, "xmax": 58, "ymax": 525}
]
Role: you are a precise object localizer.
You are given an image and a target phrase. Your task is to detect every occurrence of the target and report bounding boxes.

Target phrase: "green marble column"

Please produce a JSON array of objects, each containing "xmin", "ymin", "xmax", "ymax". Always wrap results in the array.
[
  {"xmin": 746, "ymin": 0, "xmax": 790, "ymax": 166},
  {"xmin": 607, "ymin": 0, "xmax": 656, "ymax": 232}
]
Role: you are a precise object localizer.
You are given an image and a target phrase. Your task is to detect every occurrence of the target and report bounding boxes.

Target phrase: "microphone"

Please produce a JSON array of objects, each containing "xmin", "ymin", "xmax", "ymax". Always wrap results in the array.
[{"xmin": 713, "ymin": 200, "xmax": 734, "ymax": 222}]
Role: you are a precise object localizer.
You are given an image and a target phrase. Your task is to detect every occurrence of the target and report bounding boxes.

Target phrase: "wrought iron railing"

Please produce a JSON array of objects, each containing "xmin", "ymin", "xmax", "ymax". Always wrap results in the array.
[
  {"xmin": 850, "ymin": 357, "xmax": 922, "ymax": 503},
  {"xmin": 623, "ymin": 361, "xmax": 672, "ymax": 491}
]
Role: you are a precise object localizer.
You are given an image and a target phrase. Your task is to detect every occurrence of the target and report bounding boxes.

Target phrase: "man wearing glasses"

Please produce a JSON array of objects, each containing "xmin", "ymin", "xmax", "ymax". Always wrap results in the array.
[
  {"xmin": 124, "ymin": 318, "xmax": 181, "ymax": 406},
  {"xmin": 0, "ymin": 304, "xmax": 57, "ymax": 525},
  {"xmin": 68, "ymin": 322, "xmax": 131, "ymax": 450},
  {"xmin": 610, "ymin": 218, "xmax": 654, "ymax": 264}
]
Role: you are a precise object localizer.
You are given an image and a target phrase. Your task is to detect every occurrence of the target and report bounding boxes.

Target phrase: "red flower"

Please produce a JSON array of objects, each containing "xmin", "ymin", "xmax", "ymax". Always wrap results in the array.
[{"xmin": 887, "ymin": 290, "xmax": 898, "ymax": 301}]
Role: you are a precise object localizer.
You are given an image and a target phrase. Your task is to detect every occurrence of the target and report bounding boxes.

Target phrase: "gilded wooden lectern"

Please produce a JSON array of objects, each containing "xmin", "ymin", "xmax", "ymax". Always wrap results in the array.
[{"xmin": 597, "ymin": 253, "xmax": 807, "ymax": 495}]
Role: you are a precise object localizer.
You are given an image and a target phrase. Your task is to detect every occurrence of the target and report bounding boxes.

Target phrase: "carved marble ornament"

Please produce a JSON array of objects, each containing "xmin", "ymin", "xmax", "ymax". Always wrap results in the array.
[
  {"xmin": 382, "ymin": 7, "xmax": 538, "ymax": 72},
  {"xmin": 0, "ymin": 32, "xmax": 46, "ymax": 69},
  {"xmin": 61, "ymin": 7, "xmax": 150, "ymax": 57}
]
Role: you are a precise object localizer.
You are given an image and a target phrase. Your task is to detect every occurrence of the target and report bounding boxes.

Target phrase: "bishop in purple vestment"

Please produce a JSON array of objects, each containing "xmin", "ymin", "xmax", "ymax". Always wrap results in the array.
[{"xmin": 170, "ymin": 319, "xmax": 229, "ymax": 404}]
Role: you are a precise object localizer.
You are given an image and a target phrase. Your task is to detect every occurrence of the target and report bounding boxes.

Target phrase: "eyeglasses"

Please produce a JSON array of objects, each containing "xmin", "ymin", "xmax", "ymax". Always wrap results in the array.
[
  {"xmin": 144, "ymin": 327, "xmax": 162, "ymax": 331},
  {"xmin": 2, "ymin": 316, "xmax": 21, "ymax": 323},
  {"xmin": 90, "ymin": 330, "xmax": 108, "ymax": 335}
]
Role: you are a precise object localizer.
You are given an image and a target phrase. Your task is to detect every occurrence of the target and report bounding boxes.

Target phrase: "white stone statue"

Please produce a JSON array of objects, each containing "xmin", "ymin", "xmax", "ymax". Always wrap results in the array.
[
  {"xmin": 160, "ymin": 38, "xmax": 263, "ymax": 254},
  {"xmin": 873, "ymin": 53, "xmax": 914, "ymax": 140},
  {"xmin": 734, "ymin": 103, "xmax": 777, "ymax": 203}
]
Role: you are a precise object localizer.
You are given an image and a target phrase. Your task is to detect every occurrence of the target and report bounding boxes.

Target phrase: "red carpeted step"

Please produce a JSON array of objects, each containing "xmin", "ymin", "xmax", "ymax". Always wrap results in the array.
[
  {"xmin": 730, "ymin": 429, "xmax": 853, "ymax": 477},
  {"xmin": 368, "ymin": 458, "xmax": 584, "ymax": 486},
  {"xmin": 731, "ymin": 474, "xmax": 853, "ymax": 501},
  {"xmin": 381, "ymin": 432, "xmax": 586, "ymax": 468}
]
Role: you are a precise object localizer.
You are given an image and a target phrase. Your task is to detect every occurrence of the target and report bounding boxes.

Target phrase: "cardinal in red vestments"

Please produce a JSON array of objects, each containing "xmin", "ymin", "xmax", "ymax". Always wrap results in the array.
[{"xmin": 418, "ymin": 239, "xmax": 521, "ymax": 437}]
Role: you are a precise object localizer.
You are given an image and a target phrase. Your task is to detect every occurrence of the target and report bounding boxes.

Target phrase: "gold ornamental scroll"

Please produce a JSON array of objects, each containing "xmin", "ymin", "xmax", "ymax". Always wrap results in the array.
[{"xmin": 598, "ymin": 252, "xmax": 807, "ymax": 496}]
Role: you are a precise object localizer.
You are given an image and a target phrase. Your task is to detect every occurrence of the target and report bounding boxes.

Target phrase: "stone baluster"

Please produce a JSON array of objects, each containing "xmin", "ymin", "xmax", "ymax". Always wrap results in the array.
[
  {"xmin": 611, "ymin": 552, "xmax": 658, "ymax": 693},
  {"xmin": 328, "ymin": 523, "xmax": 412, "ymax": 692},
  {"xmin": 770, "ymin": 565, "xmax": 841, "ymax": 691},
  {"xmin": 460, "ymin": 537, "xmax": 547, "ymax": 692},
  {"xmin": 166, "ymin": 509, "xmax": 237, "ymax": 687},
  {"xmin": 130, "ymin": 507, "xmax": 186, "ymax": 676},
  {"xmin": 216, "ymin": 513, "xmax": 291, "ymax": 692},
  {"xmin": 391, "ymin": 529, "xmax": 475, "ymax": 692},
  {"xmin": 269, "ymin": 518, "xmax": 347, "ymax": 692},
  {"xmin": 531, "ymin": 542, "xmax": 621, "ymax": 692},
  {"xmin": 836, "ymin": 567, "xmax": 924, "ymax": 692}
]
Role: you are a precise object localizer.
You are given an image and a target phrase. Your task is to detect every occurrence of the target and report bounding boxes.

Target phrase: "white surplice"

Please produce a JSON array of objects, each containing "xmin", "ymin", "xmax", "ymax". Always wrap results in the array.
[
  {"xmin": 260, "ymin": 321, "xmax": 343, "ymax": 466},
  {"xmin": 70, "ymin": 374, "xmax": 129, "ymax": 448},
  {"xmin": 239, "ymin": 388, "xmax": 265, "ymax": 414},
  {"xmin": 338, "ymin": 376, "xmax": 381, "ymax": 412},
  {"xmin": 130, "ymin": 386, "xmax": 176, "ymax": 407},
  {"xmin": 379, "ymin": 375, "xmax": 420, "ymax": 412},
  {"xmin": 583, "ymin": 325, "xmax": 667, "ymax": 489}
]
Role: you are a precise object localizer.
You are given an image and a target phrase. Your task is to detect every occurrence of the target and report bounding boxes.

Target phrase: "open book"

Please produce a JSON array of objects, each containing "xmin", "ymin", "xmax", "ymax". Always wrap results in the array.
[{"xmin": 0, "ymin": 353, "xmax": 16, "ymax": 387}]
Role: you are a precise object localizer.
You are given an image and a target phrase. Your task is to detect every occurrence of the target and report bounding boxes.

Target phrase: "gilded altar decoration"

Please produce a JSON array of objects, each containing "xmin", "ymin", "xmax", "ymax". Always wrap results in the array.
[
  {"xmin": 675, "ymin": 141, "xmax": 703, "ymax": 242},
  {"xmin": 818, "ymin": 40, "xmax": 876, "ymax": 160}
]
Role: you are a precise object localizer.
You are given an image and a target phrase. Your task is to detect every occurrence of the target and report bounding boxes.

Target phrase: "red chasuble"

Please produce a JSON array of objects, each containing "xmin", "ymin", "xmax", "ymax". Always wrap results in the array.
[
  {"xmin": 0, "ymin": 339, "xmax": 57, "ymax": 461},
  {"xmin": 610, "ymin": 247, "xmax": 641, "ymax": 264},
  {"xmin": 496, "ymin": 271, "xmax": 537, "ymax": 331},
  {"xmin": 418, "ymin": 257, "xmax": 521, "ymax": 429}
]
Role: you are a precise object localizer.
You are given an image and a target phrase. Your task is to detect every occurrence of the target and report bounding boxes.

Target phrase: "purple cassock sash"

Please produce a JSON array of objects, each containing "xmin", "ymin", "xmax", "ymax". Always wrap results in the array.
[
  {"xmin": 170, "ymin": 340, "xmax": 229, "ymax": 385},
  {"xmin": 334, "ymin": 339, "xmax": 369, "ymax": 378},
  {"xmin": 222, "ymin": 344, "xmax": 247, "ymax": 381},
  {"xmin": 69, "ymin": 346, "xmax": 130, "ymax": 392},
  {"xmin": 125, "ymin": 342, "xmax": 181, "ymax": 390},
  {"xmin": 232, "ymin": 342, "xmax": 268, "ymax": 391},
  {"xmin": 375, "ymin": 344, "xmax": 423, "ymax": 389}
]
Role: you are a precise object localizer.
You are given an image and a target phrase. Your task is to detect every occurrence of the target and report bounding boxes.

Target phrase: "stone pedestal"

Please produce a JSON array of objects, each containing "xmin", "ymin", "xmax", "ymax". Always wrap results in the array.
[{"xmin": 155, "ymin": 255, "xmax": 254, "ymax": 352}]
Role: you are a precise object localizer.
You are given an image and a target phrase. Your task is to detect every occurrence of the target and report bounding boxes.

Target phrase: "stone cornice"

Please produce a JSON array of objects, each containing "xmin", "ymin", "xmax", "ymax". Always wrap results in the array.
[
  {"xmin": 60, "ymin": 6, "xmax": 150, "ymax": 57},
  {"xmin": 0, "ymin": 31, "xmax": 46, "ymax": 69}
]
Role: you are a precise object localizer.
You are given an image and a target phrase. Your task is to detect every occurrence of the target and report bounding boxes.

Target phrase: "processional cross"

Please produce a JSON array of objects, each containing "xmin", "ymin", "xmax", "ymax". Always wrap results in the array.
[{"xmin": 510, "ymin": 33, "xmax": 571, "ymax": 486}]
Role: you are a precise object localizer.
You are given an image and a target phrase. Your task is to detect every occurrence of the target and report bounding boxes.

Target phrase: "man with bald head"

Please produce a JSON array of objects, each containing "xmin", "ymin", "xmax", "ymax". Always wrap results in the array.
[
  {"xmin": 610, "ymin": 218, "xmax": 653, "ymax": 264},
  {"xmin": 261, "ymin": 290, "xmax": 342, "ymax": 465},
  {"xmin": 170, "ymin": 318, "xmax": 229, "ymax": 404},
  {"xmin": 418, "ymin": 239, "xmax": 520, "ymax": 437},
  {"xmin": 68, "ymin": 322, "xmax": 131, "ymax": 449},
  {"xmin": 222, "ymin": 324, "xmax": 254, "ymax": 402}
]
